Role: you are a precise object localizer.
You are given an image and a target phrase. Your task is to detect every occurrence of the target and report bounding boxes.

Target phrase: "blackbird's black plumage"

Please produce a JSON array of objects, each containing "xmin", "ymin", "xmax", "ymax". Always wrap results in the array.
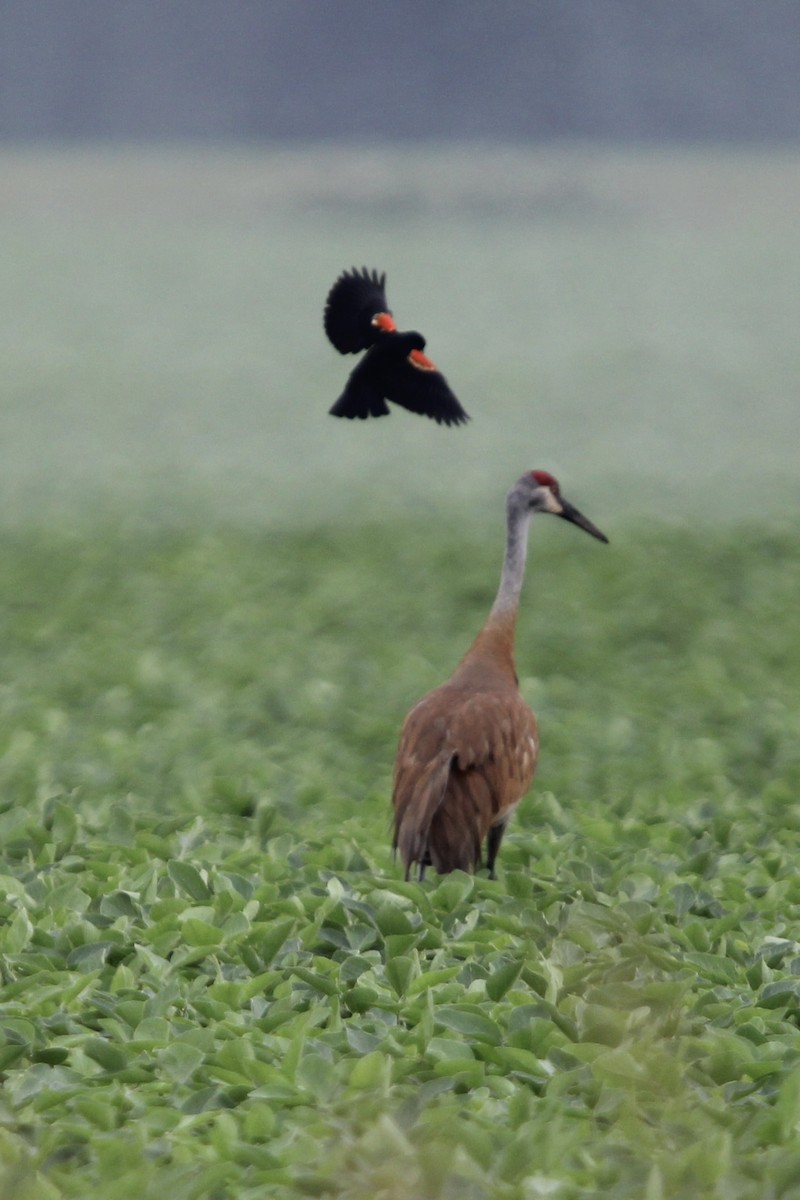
[
  {"xmin": 324, "ymin": 267, "xmax": 388, "ymax": 355},
  {"xmin": 323, "ymin": 267, "xmax": 470, "ymax": 427}
]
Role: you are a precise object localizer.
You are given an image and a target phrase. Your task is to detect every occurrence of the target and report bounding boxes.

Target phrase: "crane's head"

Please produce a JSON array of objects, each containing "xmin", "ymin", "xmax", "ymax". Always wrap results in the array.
[{"xmin": 513, "ymin": 470, "xmax": 609, "ymax": 543}]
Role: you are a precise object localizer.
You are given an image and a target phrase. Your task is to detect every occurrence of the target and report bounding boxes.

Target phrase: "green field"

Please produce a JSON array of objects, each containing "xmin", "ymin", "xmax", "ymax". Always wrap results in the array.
[{"xmin": 1, "ymin": 146, "xmax": 800, "ymax": 1198}]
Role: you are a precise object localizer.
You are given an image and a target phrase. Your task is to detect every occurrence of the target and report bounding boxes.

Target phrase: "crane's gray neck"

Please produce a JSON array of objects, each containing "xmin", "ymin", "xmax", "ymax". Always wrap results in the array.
[
  {"xmin": 452, "ymin": 489, "xmax": 532, "ymax": 683},
  {"xmin": 489, "ymin": 495, "xmax": 532, "ymax": 619}
]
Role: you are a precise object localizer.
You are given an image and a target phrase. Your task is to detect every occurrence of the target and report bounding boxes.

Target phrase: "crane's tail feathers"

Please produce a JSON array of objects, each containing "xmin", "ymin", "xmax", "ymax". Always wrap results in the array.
[
  {"xmin": 428, "ymin": 770, "xmax": 488, "ymax": 874},
  {"xmin": 393, "ymin": 752, "xmax": 453, "ymax": 878}
]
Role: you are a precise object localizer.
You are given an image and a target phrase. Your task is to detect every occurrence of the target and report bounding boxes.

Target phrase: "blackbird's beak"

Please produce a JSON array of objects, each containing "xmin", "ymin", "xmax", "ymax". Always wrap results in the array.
[{"xmin": 557, "ymin": 497, "xmax": 609, "ymax": 544}]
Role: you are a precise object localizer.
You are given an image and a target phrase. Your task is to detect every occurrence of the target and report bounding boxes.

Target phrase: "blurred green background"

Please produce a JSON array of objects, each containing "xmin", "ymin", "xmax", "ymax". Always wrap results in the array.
[{"xmin": 2, "ymin": 144, "xmax": 798, "ymax": 533}]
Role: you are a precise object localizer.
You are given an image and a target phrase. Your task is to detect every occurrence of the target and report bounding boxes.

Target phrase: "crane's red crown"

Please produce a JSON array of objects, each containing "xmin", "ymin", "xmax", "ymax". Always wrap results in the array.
[{"xmin": 531, "ymin": 469, "xmax": 559, "ymax": 493}]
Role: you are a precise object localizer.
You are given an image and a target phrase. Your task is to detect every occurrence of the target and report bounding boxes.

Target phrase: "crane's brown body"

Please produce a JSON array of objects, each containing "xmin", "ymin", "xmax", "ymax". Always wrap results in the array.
[
  {"xmin": 391, "ymin": 469, "xmax": 607, "ymax": 881},
  {"xmin": 393, "ymin": 607, "xmax": 537, "ymax": 877}
]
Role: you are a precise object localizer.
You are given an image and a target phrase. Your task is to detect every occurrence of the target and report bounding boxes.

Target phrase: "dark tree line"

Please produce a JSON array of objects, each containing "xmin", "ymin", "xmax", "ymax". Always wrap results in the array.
[{"xmin": 1, "ymin": 0, "xmax": 799, "ymax": 141}]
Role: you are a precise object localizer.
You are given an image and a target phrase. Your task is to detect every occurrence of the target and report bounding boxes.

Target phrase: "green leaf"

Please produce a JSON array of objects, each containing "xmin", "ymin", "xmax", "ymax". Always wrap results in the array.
[
  {"xmin": 685, "ymin": 952, "xmax": 738, "ymax": 984},
  {"xmin": 32, "ymin": 1048, "xmax": 70, "ymax": 1066},
  {"xmin": 349, "ymin": 1050, "xmax": 391, "ymax": 1091},
  {"xmin": 108, "ymin": 803, "xmax": 135, "ymax": 844},
  {"xmin": 1, "ymin": 1018, "xmax": 37, "ymax": 1046},
  {"xmin": 591, "ymin": 1048, "xmax": 647, "ymax": 1086},
  {"xmin": 373, "ymin": 903, "xmax": 414, "ymax": 936},
  {"xmin": 99, "ymin": 891, "xmax": 141, "ymax": 919},
  {"xmin": 49, "ymin": 801, "xmax": 78, "ymax": 846},
  {"xmin": 220, "ymin": 911, "xmax": 251, "ymax": 940},
  {"xmin": 431, "ymin": 873, "xmax": 474, "ymax": 910},
  {"xmin": 161, "ymin": 1042, "xmax": 206, "ymax": 1084},
  {"xmin": 255, "ymin": 917, "xmax": 296, "ymax": 965},
  {"xmin": 761, "ymin": 981, "xmax": 800, "ymax": 1010},
  {"xmin": 385, "ymin": 955, "xmax": 418, "ymax": 996},
  {"xmin": 344, "ymin": 922, "xmax": 378, "ymax": 952},
  {"xmin": 83, "ymin": 1038, "xmax": 128, "ymax": 1073},
  {"xmin": 134, "ymin": 1016, "xmax": 171, "ymax": 1043},
  {"xmin": 296, "ymin": 1053, "xmax": 336, "ymax": 1100},
  {"xmin": 73, "ymin": 1092, "xmax": 117, "ymax": 1130},
  {"xmin": 576, "ymin": 1002, "xmax": 630, "ymax": 1047},
  {"xmin": 426, "ymin": 1037, "xmax": 476, "ymax": 1063},
  {"xmin": 339, "ymin": 954, "xmax": 373, "ymax": 983},
  {"xmin": 0, "ymin": 874, "xmax": 30, "ymax": 900},
  {"xmin": 3, "ymin": 909, "xmax": 33, "ymax": 953},
  {"xmin": 168, "ymin": 860, "xmax": 212, "ymax": 901},
  {"xmin": 181, "ymin": 918, "xmax": 223, "ymax": 947},
  {"xmin": 66, "ymin": 941, "xmax": 114, "ymax": 969},
  {"xmin": 406, "ymin": 966, "xmax": 461, "ymax": 996},
  {"xmin": 0, "ymin": 1044, "xmax": 27, "ymax": 1070},
  {"xmin": 384, "ymin": 933, "xmax": 419, "ymax": 957},
  {"xmin": 485, "ymin": 1046, "xmax": 548, "ymax": 1081},
  {"xmin": 431, "ymin": 1059, "xmax": 485, "ymax": 1087},
  {"xmin": 485, "ymin": 959, "xmax": 523, "ymax": 1001},
  {"xmin": 434, "ymin": 1007, "xmax": 502, "ymax": 1045},
  {"xmin": 293, "ymin": 967, "xmax": 337, "ymax": 996},
  {"xmin": 670, "ymin": 881, "xmax": 698, "ymax": 917},
  {"xmin": 346, "ymin": 985, "xmax": 379, "ymax": 1014}
]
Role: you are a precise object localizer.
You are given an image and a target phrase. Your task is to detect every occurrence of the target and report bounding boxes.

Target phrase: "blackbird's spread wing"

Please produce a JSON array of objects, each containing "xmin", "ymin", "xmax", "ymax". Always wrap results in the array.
[
  {"xmin": 328, "ymin": 341, "xmax": 468, "ymax": 424},
  {"xmin": 324, "ymin": 267, "xmax": 390, "ymax": 354},
  {"xmin": 381, "ymin": 354, "xmax": 470, "ymax": 427}
]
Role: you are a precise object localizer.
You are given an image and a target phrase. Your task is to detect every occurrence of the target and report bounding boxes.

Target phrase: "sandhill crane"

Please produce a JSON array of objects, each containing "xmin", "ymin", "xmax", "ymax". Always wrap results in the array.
[
  {"xmin": 392, "ymin": 470, "xmax": 607, "ymax": 880},
  {"xmin": 323, "ymin": 267, "xmax": 469, "ymax": 426}
]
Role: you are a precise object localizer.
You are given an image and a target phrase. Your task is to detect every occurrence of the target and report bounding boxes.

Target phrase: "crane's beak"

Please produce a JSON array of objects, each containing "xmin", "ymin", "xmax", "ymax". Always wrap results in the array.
[{"xmin": 557, "ymin": 497, "xmax": 609, "ymax": 543}]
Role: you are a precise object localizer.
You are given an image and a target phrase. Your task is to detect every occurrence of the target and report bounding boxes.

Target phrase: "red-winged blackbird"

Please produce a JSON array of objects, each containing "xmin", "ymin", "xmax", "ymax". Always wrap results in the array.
[{"xmin": 323, "ymin": 267, "xmax": 470, "ymax": 427}]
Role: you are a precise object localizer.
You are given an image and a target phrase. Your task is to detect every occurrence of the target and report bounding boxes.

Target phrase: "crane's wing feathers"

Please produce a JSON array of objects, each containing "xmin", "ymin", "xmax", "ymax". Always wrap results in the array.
[
  {"xmin": 381, "ymin": 356, "xmax": 470, "ymax": 427},
  {"xmin": 392, "ymin": 688, "xmax": 537, "ymax": 875},
  {"xmin": 324, "ymin": 267, "xmax": 390, "ymax": 354},
  {"xmin": 448, "ymin": 694, "xmax": 538, "ymax": 782}
]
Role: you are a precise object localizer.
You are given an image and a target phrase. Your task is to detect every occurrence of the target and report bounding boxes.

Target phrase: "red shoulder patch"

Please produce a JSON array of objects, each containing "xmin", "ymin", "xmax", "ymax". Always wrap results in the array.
[
  {"xmin": 372, "ymin": 312, "xmax": 397, "ymax": 333},
  {"xmin": 409, "ymin": 349, "xmax": 437, "ymax": 371}
]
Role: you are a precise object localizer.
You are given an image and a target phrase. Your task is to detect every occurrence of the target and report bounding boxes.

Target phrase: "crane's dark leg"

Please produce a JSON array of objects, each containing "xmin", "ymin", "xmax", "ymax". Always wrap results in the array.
[
  {"xmin": 486, "ymin": 820, "xmax": 508, "ymax": 880},
  {"xmin": 406, "ymin": 857, "xmax": 429, "ymax": 882}
]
